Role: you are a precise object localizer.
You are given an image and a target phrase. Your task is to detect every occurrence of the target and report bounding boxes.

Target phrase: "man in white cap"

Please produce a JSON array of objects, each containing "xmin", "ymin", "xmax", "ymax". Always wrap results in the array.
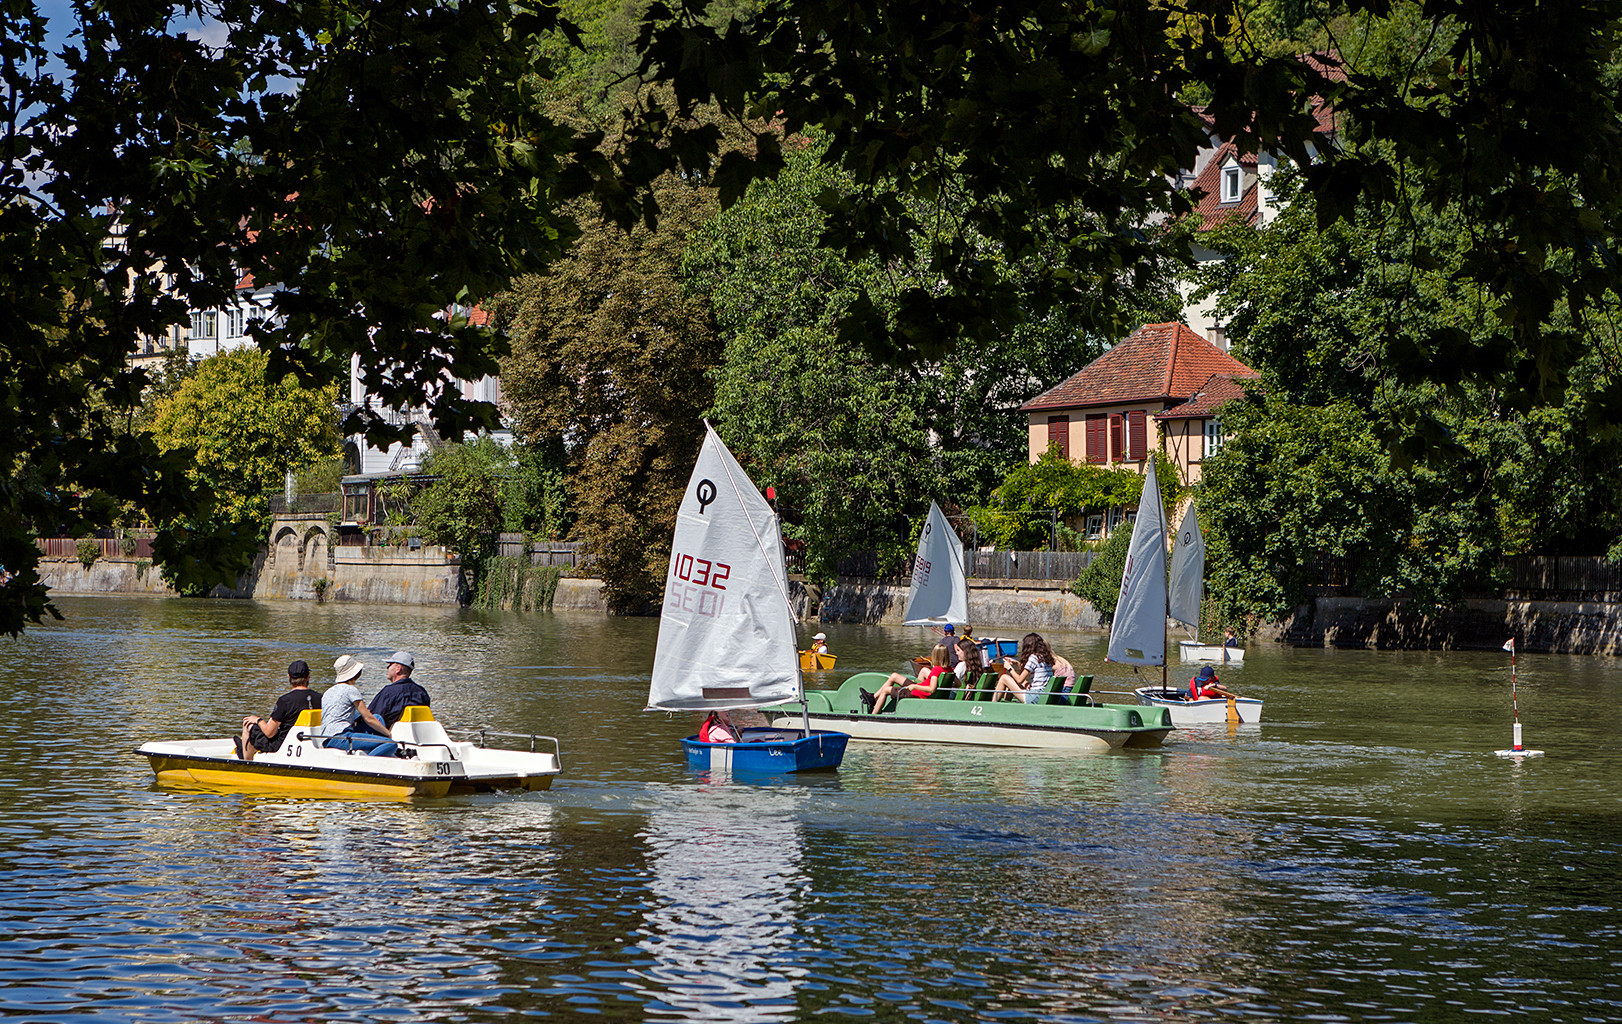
[
  {"xmin": 318, "ymin": 654, "xmax": 389, "ymax": 740},
  {"xmin": 369, "ymin": 651, "xmax": 431, "ymax": 729}
]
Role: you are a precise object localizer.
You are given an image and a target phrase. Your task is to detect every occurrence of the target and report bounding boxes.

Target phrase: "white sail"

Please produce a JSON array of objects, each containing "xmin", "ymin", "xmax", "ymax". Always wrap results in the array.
[
  {"xmin": 648, "ymin": 426, "xmax": 802, "ymax": 712},
  {"xmin": 1168, "ymin": 504, "xmax": 1205, "ymax": 631},
  {"xmin": 1106, "ymin": 467, "xmax": 1168, "ymax": 667},
  {"xmin": 901, "ymin": 501, "xmax": 969, "ymax": 627}
]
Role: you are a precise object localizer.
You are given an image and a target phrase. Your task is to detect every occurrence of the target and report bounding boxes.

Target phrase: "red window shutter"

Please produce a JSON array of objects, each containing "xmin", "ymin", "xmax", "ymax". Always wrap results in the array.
[
  {"xmin": 1086, "ymin": 415, "xmax": 1107, "ymax": 463},
  {"xmin": 1109, "ymin": 414, "xmax": 1124, "ymax": 463},
  {"xmin": 1128, "ymin": 410, "xmax": 1147, "ymax": 462},
  {"xmin": 1047, "ymin": 416, "xmax": 1070, "ymax": 459}
]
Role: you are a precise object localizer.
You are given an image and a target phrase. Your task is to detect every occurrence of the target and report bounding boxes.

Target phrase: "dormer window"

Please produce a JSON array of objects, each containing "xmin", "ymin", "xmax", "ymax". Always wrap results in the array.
[{"xmin": 1220, "ymin": 162, "xmax": 1242, "ymax": 204}]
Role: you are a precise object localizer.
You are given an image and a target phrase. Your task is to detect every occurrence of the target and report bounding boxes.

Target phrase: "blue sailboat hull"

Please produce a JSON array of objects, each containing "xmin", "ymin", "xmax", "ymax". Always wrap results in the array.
[{"xmin": 680, "ymin": 728, "xmax": 849, "ymax": 773}]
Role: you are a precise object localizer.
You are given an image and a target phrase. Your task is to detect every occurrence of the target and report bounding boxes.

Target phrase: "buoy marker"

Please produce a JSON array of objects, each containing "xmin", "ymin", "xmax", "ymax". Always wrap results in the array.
[{"xmin": 1494, "ymin": 637, "xmax": 1544, "ymax": 758}]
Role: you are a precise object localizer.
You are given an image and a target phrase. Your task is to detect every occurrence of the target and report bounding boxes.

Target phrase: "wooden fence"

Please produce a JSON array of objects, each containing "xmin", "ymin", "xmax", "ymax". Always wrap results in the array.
[
  {"xmin": 37, "ymin": 536, "xmax": 154, "ymax": 559},
  {"xmin": 1501, "ymin": 556, "xmax": 1622, "ymax": 594},
  {"xmin": 835, "ymin": 548, "xmax": 1097, "ymax": 580},
  {"xmin": 496, "ymin": 535, "xmax": 589, "ymax": 568}
]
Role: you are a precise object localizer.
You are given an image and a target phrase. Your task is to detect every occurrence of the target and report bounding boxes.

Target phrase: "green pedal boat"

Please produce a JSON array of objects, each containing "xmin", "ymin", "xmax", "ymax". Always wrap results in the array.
[{"xmin": 774, "ymin": 671, "xmax": 1172, "ymax": 751}]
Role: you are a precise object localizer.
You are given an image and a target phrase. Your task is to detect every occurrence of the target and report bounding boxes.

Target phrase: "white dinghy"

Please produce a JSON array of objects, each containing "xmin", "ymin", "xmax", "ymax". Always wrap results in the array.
[
  {"xmin": 1169, "ymin": 505, "xmax": 1244, "ymax": 664},
  {"xmin": 1121, "ymin": 481, "xmax": 1263, "ymax": 726}
]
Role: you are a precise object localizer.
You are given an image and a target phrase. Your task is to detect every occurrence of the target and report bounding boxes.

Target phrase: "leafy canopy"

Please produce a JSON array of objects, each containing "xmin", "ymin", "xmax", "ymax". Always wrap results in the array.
[{"xmin": 148, "ymin": 348, "xmax": 341, "ymax": 591}]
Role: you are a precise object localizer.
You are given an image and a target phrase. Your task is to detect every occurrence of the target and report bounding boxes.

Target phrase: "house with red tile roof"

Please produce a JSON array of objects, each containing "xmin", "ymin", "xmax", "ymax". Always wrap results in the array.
[
  {"xmin": 1179, "ymin": 53, "xmax": 1344, "ymax": 349},
  {"xmin": 1020, "ymin": 322, "xmax": 1257, "ymax": 500}
]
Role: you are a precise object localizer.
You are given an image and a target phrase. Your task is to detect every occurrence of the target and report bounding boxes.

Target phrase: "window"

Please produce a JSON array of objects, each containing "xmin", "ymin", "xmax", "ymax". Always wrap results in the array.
[
  {"xmin": 186, "ymin": 311, "xmax": 216, "ymax": 339},
  {"xmin": 1127, "ymin": 410, "xmax": 1147, "ymax": 461},
  {"xmin": 1085, "ymin": 515, "xmax": 1104, "ymax": 540},
  {"xmin": 1086, "ymin": 414, "xmax": 1107, "ymax": 463},
  {"xmin": 1205, "ymin": 418, "xmax": 1224, "ymax": 457},
  {"xmin": 226, "ymin": 307, "xmax": 246, "ymax": 338},
  {"xmin": 1047, "ymin": 415, "xmax": 1070, "ymax": 459},
  {"xmin": 1221, "ymin": 163, "xmax": 1242, "ymax": 203}
]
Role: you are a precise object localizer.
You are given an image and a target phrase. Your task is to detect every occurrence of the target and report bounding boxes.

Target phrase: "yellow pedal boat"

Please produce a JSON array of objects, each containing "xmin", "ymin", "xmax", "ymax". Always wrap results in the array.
[{"xmin": 136, "ymin": 706, "xmax": 561, "ymax": 799}]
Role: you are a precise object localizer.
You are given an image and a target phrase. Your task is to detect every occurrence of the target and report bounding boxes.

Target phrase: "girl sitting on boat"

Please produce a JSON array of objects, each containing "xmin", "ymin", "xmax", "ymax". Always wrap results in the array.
[
  {"xmin": 994, "ymin": 633, "xmax": 1055, "ymax": 703},
  {"xmin": 866, "ymin": 643, "xmax": 952, "ymax": 713}
]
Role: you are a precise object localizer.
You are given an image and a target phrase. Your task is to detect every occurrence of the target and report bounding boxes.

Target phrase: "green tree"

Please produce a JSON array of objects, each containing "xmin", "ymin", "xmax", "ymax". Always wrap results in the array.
[
  {"xmin": 3, "ymin": 0, "xmax": 603, "ymax": 632},
  {"xmin": 628, "ymin": 0, "xmax": 1622, "ymax": 453},
  {"xmin": 688, "ymin": 136, "xmax": 1182, "ymax": 577},
  {"xmin": 148, "ymin": 348, "xmax": 341, "ymax": 591},
  {"xmin": 967, "ymin": 449, "xmax": 1154, "ymax": 551},
  {"xmin": 1199, "ymin": 167, "xmax": 1622, "ymax": 616},
  {"xmin": 413, "ymin": 439, "xmax": 510, "ymax": 572},
  {"xmin": 1071, "ymin": 526, "xmax": 1133, "ymax": 621},
  {"xmin": 497, "ymin": 169, "xmax": 719, "ymax": 612}
]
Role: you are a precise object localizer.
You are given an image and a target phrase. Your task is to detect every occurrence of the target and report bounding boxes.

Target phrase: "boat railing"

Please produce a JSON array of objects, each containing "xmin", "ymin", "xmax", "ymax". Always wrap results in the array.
[{"xmin": 447, "ymin": 728, "xmax": 562, "ymax": 759}]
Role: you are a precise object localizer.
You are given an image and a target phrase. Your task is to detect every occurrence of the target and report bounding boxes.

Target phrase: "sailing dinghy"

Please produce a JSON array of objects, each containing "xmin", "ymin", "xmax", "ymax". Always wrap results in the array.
[
  {"xmin": 648, "ymin": 425, "xmax": 848, "ymax": 773},
  {"xmin": 1169, "ymin": 503, "xmax": 1243, "ymax": 664},
  {"xmin": 1126, "ymin": 482, "xmax": 1262, "ymax": 725},
  {"xmin": 779, "ymin": 501, "xmax": 1172, "ymax": 749}
]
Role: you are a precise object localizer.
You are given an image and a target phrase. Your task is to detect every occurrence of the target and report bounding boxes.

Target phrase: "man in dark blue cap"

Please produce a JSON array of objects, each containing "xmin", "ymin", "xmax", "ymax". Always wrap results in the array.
[
  {"xmin": 369, "ymin": 651, "xmax": 432, "ymax": 730},
  {"xmin": 236, "ymin": 660, "xmax": 321, "ymax": 760}
]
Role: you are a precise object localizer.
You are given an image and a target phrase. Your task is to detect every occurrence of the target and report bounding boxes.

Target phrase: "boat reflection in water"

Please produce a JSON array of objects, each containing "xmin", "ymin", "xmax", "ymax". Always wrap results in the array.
[{"xmin": 631, "ymin": 786, "xmax": 810, "ymax": 1021}]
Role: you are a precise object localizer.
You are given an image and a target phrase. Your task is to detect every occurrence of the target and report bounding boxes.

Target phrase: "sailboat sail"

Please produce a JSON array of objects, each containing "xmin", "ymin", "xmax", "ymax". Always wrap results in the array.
[
  {"xmin": 902, "ymin": 501, "xmax": 969, "ymax": 627},
  {"xmin": 647, "ymin": 426, "xmax": 802, "ymax": 712},
  {"xmin": 1106, "ymin": 466, "xmax": 1168, "ymax": 667},
  {"xmin": 1168, "ymin": 504, "xmax": 1205, "ymax": 631}
]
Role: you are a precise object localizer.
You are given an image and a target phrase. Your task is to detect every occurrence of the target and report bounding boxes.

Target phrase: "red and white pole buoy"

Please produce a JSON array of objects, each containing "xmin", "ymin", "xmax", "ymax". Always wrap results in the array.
[{"xmin": 1495, "ymin": 637, "xmax": 1544, "ymax": 759}]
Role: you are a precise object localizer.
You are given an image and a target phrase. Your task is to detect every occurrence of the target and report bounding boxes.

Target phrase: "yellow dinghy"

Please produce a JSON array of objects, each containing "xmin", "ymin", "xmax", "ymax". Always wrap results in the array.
[
  {"xmin": 799, "ymin": 650, "xmax": 837, "ymax": 672},
  {"xmin": 136, "ymin": 707, "xmax": 561, "ymax": 800}
]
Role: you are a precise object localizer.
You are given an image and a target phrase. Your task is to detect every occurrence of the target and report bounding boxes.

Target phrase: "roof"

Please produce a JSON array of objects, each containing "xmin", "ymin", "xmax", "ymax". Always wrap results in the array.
[
  {"xmin": 1187, "ymin": 51, "xmax": 1342, "ymax": 230},
  {"xmin": 1155, "ymin": 373, "xmax": 1258, "ymax": 420},
  {"xmin": 1021, "ymin": 323, "xmax": 1256, "ymax": 413},
  {"xmin": 1191, "ymin": 141, "xmax": 1260, "ymax": 230}
]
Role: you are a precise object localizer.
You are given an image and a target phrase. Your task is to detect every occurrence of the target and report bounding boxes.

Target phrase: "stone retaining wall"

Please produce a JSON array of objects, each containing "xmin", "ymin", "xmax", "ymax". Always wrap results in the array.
[
  {"xmin": 1278, "ymin": 595, "xmax": 1622, "ymax": 654},
  {"xmin": 804, "ymin": 578, "xmax": 1104, "ymax": 632},
  {"xmin": 39, "ymin": 557, "xmax": 175, "ymax": 596}
]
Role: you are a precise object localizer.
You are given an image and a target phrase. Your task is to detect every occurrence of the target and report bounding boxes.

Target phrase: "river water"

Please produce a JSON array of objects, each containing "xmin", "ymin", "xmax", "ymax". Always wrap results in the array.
[{"xmin": 3, "ymin": 596, "xmax": 1620, "ymax": 1023}]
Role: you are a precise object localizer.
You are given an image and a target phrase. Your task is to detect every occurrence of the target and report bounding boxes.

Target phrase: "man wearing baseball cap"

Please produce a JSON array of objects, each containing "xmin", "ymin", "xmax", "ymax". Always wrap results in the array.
[
  {"xmin": 369, "ymin": 651, "xmax": 432, "ymax": 730},
  {"xmin": 236, "ymin": 660, "xmax": 322, "ymax": 760}
]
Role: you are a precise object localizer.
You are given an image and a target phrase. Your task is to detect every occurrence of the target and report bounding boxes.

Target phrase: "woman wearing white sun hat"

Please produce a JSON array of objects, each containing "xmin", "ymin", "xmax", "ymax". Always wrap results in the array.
[{"xmin": 318, "ymin": 654, "xmax": 389, "ymax": 740}]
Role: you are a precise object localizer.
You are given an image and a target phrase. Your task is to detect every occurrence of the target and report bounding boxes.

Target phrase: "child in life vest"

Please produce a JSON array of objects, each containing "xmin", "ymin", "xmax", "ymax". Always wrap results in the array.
[
  {"xmin": 699, "ymin": 710, "xmax": 738, "ymax": 743},
  {"xmin": 1189, "ymin": 665, "xmax": 1238, "ymax": 699}
]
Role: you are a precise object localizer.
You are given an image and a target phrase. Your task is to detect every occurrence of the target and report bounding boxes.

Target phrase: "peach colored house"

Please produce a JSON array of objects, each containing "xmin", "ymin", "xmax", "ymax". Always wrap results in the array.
[{"xmin": 1020, "ymin": 322, "xmax": 1257, "ymax": 489}]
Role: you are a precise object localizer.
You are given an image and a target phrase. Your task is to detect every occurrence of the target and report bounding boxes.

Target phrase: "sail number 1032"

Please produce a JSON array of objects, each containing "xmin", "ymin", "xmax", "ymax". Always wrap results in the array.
[{"xmin": 668, "ymin": 553, "xmax": 731, "ymax": 617}]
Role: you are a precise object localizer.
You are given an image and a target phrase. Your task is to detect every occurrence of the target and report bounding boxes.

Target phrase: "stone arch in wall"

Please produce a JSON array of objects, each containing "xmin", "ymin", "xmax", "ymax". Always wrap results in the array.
[
  {"xmin": 273, "ymin": 525, "xmax": 300, "ymax": 569},
  {"xmin": 303, "ymin": 525, "xmax": 329, "ymax": 575}
]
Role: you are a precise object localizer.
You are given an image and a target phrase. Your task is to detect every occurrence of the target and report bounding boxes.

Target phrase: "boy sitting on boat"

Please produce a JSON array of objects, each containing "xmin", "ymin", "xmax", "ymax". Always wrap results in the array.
[
  {"xmin": 1189, "ymin": 665, "xmax": 1239, "ymax": 700},
  {"xmin": 236, "ymin": 660, "xmax": 321, "ymax": 761}
]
